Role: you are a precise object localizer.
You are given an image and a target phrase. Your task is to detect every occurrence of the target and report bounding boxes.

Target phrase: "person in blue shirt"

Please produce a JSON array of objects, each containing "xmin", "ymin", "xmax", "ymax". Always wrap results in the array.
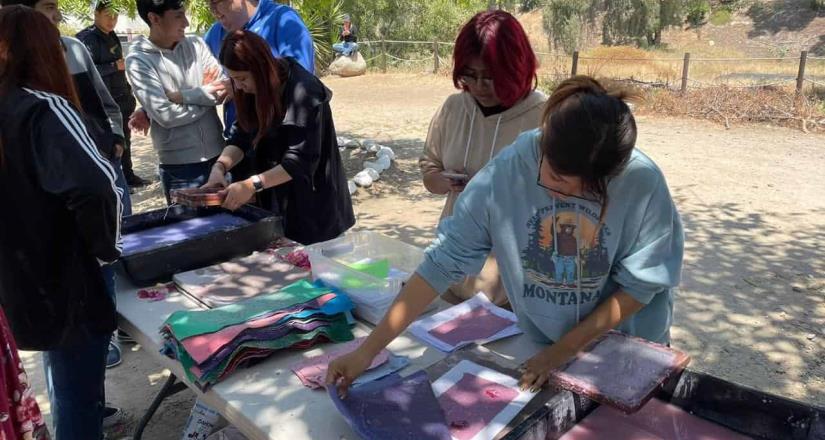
[
  {"xmin": 205, "ymin": 0, "xmax": 314, "ymax": 140},
  {"xmin": 327, "ymin": 76, "xmax": 685, "ymax": 395}
]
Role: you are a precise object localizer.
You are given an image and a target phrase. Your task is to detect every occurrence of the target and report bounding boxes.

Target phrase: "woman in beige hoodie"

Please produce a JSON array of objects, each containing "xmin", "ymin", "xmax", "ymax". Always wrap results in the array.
[{"xmin": 420, "ymin": 10, "xmax": 546, "ymax": 305}]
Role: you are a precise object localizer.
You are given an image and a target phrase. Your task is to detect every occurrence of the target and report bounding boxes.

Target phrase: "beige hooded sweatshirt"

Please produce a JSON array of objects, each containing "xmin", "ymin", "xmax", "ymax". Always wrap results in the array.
[
  {"xmin": 420, "ymin": 90, "xmax": 547, "ymax": 218},
  {"xmin": 419, "ymin": 90, "xmax": 546, "ymax": 304}
]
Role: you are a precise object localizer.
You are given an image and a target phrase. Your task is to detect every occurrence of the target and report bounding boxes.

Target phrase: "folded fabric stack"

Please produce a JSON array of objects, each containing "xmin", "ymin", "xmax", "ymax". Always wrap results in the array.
[{"xmin": 161, "ymin": 280, "xmax": 355, "ymax": 390}]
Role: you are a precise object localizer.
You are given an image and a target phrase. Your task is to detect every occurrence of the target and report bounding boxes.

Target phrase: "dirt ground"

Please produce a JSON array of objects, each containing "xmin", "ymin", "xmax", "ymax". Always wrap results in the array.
[{"xmin": 22, "ymin": 72, "xmax": 825, "ymax": 439}]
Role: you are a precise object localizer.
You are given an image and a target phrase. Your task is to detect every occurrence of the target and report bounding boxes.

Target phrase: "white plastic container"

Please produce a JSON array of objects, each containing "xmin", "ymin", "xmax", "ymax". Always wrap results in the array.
[{"xmin": 305, "ymin": 232, "xmax": 425, "ymax": 322}]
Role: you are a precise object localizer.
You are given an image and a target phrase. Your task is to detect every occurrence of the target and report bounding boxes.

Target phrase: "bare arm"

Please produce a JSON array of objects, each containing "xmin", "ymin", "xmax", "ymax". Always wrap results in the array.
[
  {"xmin": 519, "ymin": 290, "xmax": 644, "ymax": 391},
  {"xmin": 326, "ymin": 273, "xmax": 438, "ymax": 395}
]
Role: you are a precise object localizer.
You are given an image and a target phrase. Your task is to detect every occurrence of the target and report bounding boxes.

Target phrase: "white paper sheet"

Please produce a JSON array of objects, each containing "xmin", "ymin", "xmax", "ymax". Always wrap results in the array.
[
  {"xmin": 409, "ymin": 293, "xmax": 522, "ymax": 352},
  {"xmin": 431, "ymin": 360, "xmax": 537, "ymax": 440}
]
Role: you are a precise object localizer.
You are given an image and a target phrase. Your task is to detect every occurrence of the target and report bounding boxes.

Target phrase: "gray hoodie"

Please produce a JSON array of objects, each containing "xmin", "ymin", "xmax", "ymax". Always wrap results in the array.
[{"xmin": 125, "ymin": 35, "xmax": 224, "ymax": 165}]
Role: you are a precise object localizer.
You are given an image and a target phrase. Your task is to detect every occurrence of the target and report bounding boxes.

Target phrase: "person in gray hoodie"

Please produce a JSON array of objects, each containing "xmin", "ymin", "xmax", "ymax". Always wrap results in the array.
[{"xmin": 126, "ymin": 0, "xmax": 227, "ymax": 202}]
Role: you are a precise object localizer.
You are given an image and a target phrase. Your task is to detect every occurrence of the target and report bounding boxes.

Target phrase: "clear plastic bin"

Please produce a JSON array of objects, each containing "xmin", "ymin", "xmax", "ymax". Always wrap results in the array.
[{"xmin": 304, "ymin": 231, "xmax": 425, "ymax": 305}]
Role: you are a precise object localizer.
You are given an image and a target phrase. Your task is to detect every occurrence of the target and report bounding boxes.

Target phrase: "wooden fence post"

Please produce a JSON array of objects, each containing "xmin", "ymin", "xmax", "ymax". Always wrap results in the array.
[
  {"xmin": 571, "ymin": 51, "xmax": 579, "ymax": 77},
  {"xmin": 796, "ymin": 50, "xmax": 808, "ymax": 97},
  {"xmin": 381, "ymin": 39, "xmax": 387, "ymax": 74},
  {"xmin": 433, "ymin": 40, "xmax": 439, "ymax": 74},
  {"xmin": 681, "ymin": 52, "xmax": 691, "ymax": 93}
]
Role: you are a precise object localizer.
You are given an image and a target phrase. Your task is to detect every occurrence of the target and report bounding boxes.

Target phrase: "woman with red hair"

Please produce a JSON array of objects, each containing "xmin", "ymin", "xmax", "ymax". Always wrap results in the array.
[
  {"xmin": 419, "ymin": 10, "xmax": 546, "ymax": 305},
  {"xmin": 204, "ymin": 31, "xmax": 354, "ymax": 245}
]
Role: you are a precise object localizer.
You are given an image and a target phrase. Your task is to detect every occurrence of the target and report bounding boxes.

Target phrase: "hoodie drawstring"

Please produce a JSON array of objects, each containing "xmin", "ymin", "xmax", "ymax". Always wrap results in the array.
[
  {"xmin": 462, "ymin": 106, "xmax": 477, "ymax": 172},
  {"xmin": 489, "ymin": 114, "xmax": 502, "ymax": 162}
]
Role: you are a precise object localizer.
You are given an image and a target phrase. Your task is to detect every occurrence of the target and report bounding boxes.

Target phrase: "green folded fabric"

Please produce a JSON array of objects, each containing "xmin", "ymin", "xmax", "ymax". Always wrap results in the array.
[{"xmin": 165, "ymin": 280, "xmax": 333, "ymax": 341}]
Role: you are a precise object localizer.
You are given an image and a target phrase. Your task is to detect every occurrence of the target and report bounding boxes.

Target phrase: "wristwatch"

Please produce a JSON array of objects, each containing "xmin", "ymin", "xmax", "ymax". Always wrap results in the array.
[{"xmin": 250, "ymin": 174, "xmax": 264, "ymax": 193}]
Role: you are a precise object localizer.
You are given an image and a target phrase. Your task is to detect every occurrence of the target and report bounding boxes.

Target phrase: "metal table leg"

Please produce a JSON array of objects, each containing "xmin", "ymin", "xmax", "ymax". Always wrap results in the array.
[{"xmin": 133, "ymin": 373, "xmax": 190, "ymax": 440}]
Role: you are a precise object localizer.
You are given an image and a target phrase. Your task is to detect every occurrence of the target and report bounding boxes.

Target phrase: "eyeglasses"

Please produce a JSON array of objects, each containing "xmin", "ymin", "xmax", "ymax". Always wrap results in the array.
[
  {"xmin": 537, "ymin": 154, "xmax": 598, "ymax": 202},
  {"xmin": 459, "ymin": 73, "xmax": 494, "ymax": 88}
]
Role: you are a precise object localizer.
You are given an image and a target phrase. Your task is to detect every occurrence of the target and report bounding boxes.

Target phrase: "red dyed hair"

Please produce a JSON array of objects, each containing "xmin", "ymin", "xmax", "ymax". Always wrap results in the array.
[
  {"xmin": 452, "ymin": 10, "xmax": 538, "ymax": 107},
  {"xmin": 0, "ymin": 6, "xmax": 82, "ymax": 166},
  {"xmin": 219, "ymin": 31, "xmax": 288, "ymax": 147}
]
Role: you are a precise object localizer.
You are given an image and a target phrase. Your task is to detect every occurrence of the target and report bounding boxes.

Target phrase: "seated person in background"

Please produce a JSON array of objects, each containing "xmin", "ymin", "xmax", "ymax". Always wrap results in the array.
[
  {"xmin": 332, "ymin": 14, "xmax": 358, "ymax": 57},
  {"xmin": 126, "ymin": 0, "xmax": 228, "ymax": 202}
]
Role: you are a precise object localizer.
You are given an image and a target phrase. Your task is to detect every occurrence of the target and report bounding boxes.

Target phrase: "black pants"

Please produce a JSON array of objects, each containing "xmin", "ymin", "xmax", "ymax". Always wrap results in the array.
[{"xmin": 116, "ymin": 94, "xmax": 137, "ymax": 178}]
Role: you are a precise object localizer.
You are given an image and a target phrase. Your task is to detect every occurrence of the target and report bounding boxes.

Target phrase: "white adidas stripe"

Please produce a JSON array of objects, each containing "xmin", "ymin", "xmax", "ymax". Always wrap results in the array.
[{"xmin": 23, "ymin": 88, "xmax": 124, "ymax": 255}]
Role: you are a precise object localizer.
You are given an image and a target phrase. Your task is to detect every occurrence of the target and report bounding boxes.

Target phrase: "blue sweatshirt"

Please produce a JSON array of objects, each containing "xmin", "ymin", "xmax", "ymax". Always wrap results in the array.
[
  {"xmin": 416, "ymin": 129, "xmax": 684, "ymax": 344},
  {"xmin": 204, "ymin": 0, "xmax": 315, "ymax": 136}
]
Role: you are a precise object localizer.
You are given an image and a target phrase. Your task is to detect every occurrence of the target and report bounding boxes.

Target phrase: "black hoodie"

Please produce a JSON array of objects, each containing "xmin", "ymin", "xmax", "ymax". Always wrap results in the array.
[
  {"xmin": 0, "ymin": 87, "xmax": 122, "ymax": 350},
  {"xmin": 227, "ymin": 58, "xmax": 354, "ymax": 245}
]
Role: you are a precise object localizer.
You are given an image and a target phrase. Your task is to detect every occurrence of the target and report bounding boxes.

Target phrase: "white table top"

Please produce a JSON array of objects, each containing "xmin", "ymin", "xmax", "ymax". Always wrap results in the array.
[{"xmin": 116, "ymin": 273, "xmax": 543, "ymax": 440}]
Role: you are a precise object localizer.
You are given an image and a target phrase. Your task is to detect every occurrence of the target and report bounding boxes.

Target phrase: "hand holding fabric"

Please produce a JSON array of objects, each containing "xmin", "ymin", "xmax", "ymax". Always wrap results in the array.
[{"xmin": 325, "ymin": 347, "xmax": 375, "ymax": 398}]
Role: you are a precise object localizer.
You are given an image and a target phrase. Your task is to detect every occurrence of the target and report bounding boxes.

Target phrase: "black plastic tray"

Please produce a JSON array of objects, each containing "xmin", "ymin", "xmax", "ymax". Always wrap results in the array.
[{"xmin": 116, "ymin": 205, "xmax": 283, "ymax": 287}]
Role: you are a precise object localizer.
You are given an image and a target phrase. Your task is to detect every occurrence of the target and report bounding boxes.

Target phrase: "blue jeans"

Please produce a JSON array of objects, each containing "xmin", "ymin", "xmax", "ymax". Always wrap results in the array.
[
  {"xmin": 333, "ymin": 42, "xmax": 359, "ymax": 56},
  {"xmin": 159, "ymin": 159, "xmax": 217, "ymax": 204},
  {"xmin": 44, "ymin": 327, "xmax": 110, "ymax": 439},
  {"xmin": 553, "ymin": 255, "xmax": 577, "ymax": 285}
]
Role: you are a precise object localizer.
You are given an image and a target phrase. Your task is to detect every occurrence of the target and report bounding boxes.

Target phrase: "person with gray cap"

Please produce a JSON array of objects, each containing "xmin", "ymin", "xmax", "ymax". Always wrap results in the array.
[{"xmin": 333, "ymin": 14, "xmax": 359, "ymax": 57}]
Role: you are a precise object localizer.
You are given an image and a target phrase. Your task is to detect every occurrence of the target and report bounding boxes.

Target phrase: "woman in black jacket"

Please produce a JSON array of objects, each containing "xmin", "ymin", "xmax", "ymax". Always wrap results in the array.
[
  {"xmin": 204, "ymin": 30, "xmax": 354, "ymax": 245},
  {"xmin": 0, "ymin": 7, "xmax": 121, "ymax": 439}
]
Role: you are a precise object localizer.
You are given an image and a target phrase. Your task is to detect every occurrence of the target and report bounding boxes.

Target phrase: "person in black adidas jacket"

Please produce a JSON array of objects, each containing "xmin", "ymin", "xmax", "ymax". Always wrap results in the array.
[{"xmin": 0, "ymin": 6, "xmax": 122, "ymax": 439}]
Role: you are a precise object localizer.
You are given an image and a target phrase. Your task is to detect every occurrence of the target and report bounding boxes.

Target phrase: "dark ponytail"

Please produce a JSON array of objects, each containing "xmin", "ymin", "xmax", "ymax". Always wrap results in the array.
[{"xmin": 539, "ymin": 76, "xmax": 639, "ymax": 225}]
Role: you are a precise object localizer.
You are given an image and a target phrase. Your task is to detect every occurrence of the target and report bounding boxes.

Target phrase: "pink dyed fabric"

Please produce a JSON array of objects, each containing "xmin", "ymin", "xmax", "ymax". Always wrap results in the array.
[
  {"xmin": 437, "ymin": 373, "xmax": 519, "ymax": 440},
  {"xmin": 559, "ymin": 398, "xmax": 751, "ymax": 440},
  {"xmin": 291, "ymin": 337, "xmax": 390, "ymax": 389},
  {"xmin": 182, "ymin": 293, "xmax": 337, "ymax": 364},
  {"xmin": 427, "ymin": 306, "xmax": 514, "ymax": 347}
]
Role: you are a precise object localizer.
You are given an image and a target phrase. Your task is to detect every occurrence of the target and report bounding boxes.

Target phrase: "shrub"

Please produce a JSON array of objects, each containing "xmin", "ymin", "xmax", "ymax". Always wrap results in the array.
[{"xmin": 709, "ymin": 8, "xmax": 732, "ymax": 25}]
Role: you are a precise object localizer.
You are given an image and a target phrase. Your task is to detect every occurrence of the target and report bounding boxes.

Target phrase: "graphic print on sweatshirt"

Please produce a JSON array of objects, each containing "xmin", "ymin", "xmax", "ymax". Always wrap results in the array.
[{"xmin": 521, "ymin": 199, "xmax": 612, "ymax": 308}]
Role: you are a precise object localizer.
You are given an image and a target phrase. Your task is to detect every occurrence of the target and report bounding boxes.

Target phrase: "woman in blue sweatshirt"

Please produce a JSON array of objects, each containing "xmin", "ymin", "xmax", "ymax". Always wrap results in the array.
[{"xmin": 328, "ymin": 76, "xmax": 684, "ymax": 394}]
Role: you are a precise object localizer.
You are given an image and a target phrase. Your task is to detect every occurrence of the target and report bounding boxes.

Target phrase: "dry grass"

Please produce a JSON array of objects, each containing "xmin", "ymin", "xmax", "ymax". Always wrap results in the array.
[
  {"xmin": 637, "ymin": 85, "xmax": 825, "ymax": 132},
  {"xmin": 535, "ymin": 46, "xmax": 825, "ymax": 88}
]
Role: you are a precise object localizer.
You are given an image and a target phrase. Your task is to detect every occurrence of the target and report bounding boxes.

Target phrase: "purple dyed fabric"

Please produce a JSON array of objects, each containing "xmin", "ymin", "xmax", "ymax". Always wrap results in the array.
[
  {"xmin": 427, "ymin": 306, "xmax": 515, "ymax": 347},
  {"xmin": 328, "ymin": 371, "xmax": 451, "ymax": 440},
  {"xmin": 123, "ymin": 213, "xmax": 250, "ymax": 256},
  {"xmin": 437, "ymin": 373, "xmax": 519, "ymax": 440}
]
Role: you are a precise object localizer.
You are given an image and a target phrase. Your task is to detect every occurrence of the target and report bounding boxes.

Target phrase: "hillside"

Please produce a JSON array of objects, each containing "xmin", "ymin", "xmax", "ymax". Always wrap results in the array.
[{"xmin": 518, "ymin": 0, "xmax": 825, "ymax": 58}]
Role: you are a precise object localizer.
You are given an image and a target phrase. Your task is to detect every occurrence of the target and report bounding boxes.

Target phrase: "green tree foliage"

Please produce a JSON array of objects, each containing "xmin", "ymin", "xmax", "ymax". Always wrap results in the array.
[
  {"xmin": 338, "ymin": 0, "xmax": 487, "ymax": 42},
  {"xmin": 541, "ymin": 0, "xmax": 593, "ymax": 54},
  {"xmin": 686, "ymin": 0, "xmax": 711, "ymax": 26},
  {"xmin": 601, "ymin": 0, "xmax": 684, "ymax": 47},
  {"xmin": 542, "ymin": 0, "xmax": 700, "ymax": 51}
]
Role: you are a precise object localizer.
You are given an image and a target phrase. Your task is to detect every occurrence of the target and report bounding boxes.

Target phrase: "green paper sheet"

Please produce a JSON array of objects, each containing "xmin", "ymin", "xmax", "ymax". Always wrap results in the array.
[
  {"xmin": 165, "ymin": 280, "xmax": 333, "ymax": 341},
  {"xmin": 347, "ymin": 259, "xmax": 390, "ymax": 279}
]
